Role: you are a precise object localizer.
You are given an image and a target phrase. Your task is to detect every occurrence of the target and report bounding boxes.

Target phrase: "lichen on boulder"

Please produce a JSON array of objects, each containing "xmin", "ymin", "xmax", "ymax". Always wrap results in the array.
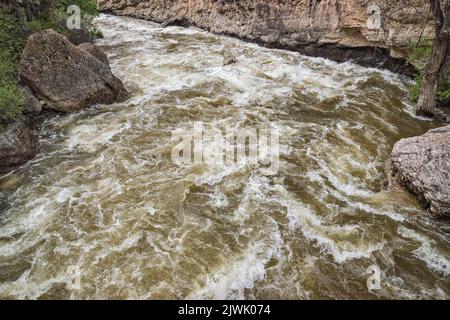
[
  {"xmin": 19, "ymin": 29, "xmax": 129, "ymax": 113},
  {"xmin": 384, "ymin": 125, "xmax": 450, "ymax": 218}
]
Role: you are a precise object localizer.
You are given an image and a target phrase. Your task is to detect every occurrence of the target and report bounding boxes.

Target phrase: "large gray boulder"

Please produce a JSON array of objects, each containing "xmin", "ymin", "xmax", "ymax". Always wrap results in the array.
[
  {"xmin": 384, "ymin": 125, "xmax": 450, "ymax": 218},
  {"xmin": 0, "ymin": 118, "xmax": 39, "ymax": 173},
  {"xmin": 19, "ymin": 29, "xmax": 129, "ymax": 113}
]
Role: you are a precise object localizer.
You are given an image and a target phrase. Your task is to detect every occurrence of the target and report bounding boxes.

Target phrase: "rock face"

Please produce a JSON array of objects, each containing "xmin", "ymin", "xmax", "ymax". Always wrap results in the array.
[
  {"xmin": 384, "ymin": 125, "xmax": 450, "ymax": 218},
  {"xmin": 78, "ymin": 42, "xmax": 110, "ymax": 65},
  {"xmin": 67, "ymin": 28, "xmax": 91, "ymax": 45},
  {"xmin": 19, "ymin": 29, "xmax": 129, "ymax": 113},
  {"xmin": 96, "ymin": 0, "xmax": 433, "ymax": 75},
  {"xmin": 0, "ymin": 118, "xmax": 39, "ymax": 173},
  {"xmin": 19, "ymin": 85, "xmax": 43, "ymax": 115}
]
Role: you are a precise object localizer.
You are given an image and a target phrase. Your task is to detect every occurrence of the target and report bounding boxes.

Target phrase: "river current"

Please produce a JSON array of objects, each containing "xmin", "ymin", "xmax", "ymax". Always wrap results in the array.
[{"xmin": 0, "ymin": 14, "xmax": 449, "ymax": 299}]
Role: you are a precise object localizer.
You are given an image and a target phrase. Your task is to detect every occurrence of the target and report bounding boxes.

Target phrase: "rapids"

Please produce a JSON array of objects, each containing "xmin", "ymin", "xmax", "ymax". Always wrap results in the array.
[{"xmin": 0, "ymin": 14, "xmax": 449, "ymax": 299}]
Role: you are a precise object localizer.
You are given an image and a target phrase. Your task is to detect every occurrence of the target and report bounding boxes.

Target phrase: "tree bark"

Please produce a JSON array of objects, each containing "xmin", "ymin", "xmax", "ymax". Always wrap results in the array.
[
  {"xmin": 5, "ymin": 0, "xmax": 25, "ymax": 33},
  {"xmin": 416, "ymin": 0, "xmax": 450, "ymax": 121}
]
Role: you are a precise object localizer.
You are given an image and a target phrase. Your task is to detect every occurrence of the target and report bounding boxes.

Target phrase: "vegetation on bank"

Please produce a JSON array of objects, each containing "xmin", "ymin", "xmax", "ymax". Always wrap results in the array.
[
  {"xmin": 408, "ymin": 40, "xmax": 450, "ymax": 108},
  {"xmin": 0, "ymin": 8, "xmax": 26, "ymax": 127},
  {"xmin": 412, "ymin": 0, "xmax": 449, "ymax": 120},
  {"xmin": 0, "ymin": 0, "xmax": 99, "ymax": 130}
]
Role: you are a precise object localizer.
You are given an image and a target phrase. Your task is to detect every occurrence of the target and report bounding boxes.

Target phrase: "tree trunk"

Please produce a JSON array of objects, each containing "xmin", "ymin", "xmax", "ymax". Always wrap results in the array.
[{"xmin": 416, "ymin": 0, "xmax": 450, "ymax": 121}]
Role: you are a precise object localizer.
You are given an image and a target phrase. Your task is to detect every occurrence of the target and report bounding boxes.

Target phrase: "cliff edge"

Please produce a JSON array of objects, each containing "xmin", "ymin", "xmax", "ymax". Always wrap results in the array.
[{"xmin": 96, "ymin": 0, "xmax": 434, "ymax": 75}]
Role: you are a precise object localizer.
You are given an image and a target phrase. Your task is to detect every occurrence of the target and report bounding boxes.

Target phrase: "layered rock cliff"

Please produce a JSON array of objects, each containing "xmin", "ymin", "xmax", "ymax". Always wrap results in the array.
[{"xmin": 96, "ymin": 0, "xmax": 434, "ymax": 75}]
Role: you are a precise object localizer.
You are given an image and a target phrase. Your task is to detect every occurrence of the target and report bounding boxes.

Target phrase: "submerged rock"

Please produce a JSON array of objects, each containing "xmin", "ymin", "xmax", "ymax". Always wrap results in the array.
[
  {"xmin": 19, "ymin": 29, "xmax": 129, "ymax": 113},
  {"xmin": 0, "ymin": 118, "xmax": 39, "ymax": 173},
  {"xmin": 384, "ymin": 125, "xmax": 450, "ymax": 218},
  {"xmin": 223, "ymin": 56, "xmax": 238, "ymax": 66}
]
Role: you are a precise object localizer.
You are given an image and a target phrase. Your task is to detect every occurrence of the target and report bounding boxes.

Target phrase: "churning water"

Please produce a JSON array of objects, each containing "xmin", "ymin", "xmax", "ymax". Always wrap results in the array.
[{"xmin": 0, "ymin": 14, "xmax": 449, "ymax": 299}]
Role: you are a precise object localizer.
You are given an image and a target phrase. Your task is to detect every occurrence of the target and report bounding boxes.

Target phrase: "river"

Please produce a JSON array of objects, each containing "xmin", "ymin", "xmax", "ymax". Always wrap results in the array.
[{"xmin": 0, "ymin": 14, "xmax": 449, "ymax": 299}]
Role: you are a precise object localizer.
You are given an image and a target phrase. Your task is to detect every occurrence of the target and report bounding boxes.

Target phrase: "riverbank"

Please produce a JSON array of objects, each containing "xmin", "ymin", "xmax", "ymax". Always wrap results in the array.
[{"xmin": 97, "ymin": 0, "xmax": 434, "ymax": 76}]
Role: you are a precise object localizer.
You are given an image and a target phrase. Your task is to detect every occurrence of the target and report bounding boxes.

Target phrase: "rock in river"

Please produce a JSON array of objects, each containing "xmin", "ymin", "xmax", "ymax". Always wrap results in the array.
[
  {"xmin": 78, "ymin": 42, "xmax": 110, "ymax": 65},
  {"xmin": 19, "ymin": 29, "xmax": 129, "ymax": 113},
  {"xmin": 0, "ymin": 118, "xmax": 39, "ymax": 173},
  {"xmin": 384, "ymin": 125, "xmax": 450, "ymax": 218}
]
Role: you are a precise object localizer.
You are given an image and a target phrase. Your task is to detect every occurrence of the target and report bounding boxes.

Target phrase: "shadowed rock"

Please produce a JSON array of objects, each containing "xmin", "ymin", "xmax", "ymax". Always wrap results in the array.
[
  {"xmin": 68, "ymin": 28, "xmax": 90, "ymax": 45},
  {"xmin": 0, "ymin": 118, "xmax": 39, "ymax": 173},
  {"xmin": 384, "ymin": 125, "xmax": 450, "ymax": 218},
  {"xmin": 78, "ymin": 42, "xmax": 110, "ymax": 65},
  {"xmin": 19, "ymin": 29, "xmax": 129, "ymax": 113},
  {"xmin": 19, "ymin": 85, "xmax": 42, "ymax": 115},
  {"xmin": 223, "ymin": 56, "xmax": 238, "ymax": 66},
  {"xmin": 161, "ymin": 16, "xmax": 190, "ymax": 28}
]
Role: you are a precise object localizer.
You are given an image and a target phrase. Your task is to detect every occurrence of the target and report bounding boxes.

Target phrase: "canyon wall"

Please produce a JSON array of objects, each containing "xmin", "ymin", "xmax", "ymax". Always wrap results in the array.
[{"xmin": 96, "ymin": 0, "xmax": 434, "ymax": 75}]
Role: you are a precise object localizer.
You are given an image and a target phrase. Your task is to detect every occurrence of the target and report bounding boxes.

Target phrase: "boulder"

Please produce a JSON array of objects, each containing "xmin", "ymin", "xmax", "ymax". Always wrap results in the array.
[
  {"xmin": 384, "ymin": 125, "xmax": 450, "ymax": 218},
  {"xmin": 19, "ymin": 29, "xmax": 129, "ymax": 113},
  {"xmin": 19, "ymin": 85, "xmax": 42, "ymax": 115},
  {"xmin": 0, "ymin": 118, "xmax": 39, "ymax": 173},
  {"xmin": 78, "ymin": 43, "xmax": 110, "ymax": 65},
  {"xmin": 67, "ymin": 28, "xmax": 90, "ymax": 45},
  {"xmin": 223, "ymin": 56, "xmax": 238, "ymax": 66}
]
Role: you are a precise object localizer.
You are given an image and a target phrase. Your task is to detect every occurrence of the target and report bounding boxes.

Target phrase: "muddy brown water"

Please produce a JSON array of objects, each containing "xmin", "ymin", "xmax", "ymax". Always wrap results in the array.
[{"xmin": 0, "ymin": 14, "xmax": 449, "ymax": 299}]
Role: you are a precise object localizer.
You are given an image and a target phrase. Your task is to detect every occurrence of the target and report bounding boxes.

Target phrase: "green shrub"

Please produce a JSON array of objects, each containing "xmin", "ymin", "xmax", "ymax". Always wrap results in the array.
[
  {"xmin": 407, "ymin": 40, "xmax": 432, "ymax": 70},
  {"xmin": 57, "ymin": 0, "xmax": 99, "ymax": 38},
  {"xmin": 437, "ymin": 71, "xmax": 450, "ymax": 102},
  {"xmin": 0, "ymin": 8, "xmax": 26, "ymax": 69},
  {"xmin": 407, "ymin": 40, "xmax": 450, "ymax": 105},
  {"xmin": 59, "ymin": 0, "xmax": 99, "ymax": 17},
  {"xmin": 408, "ymin": 73, "xmax": 423, "ymax": 103},
  {"xmin": 0, "ymin": 7, "xmax": 27, "ymax": 125},
  {"xmin": 0, "ymin": 84, "xmax": 26, "ymax": 122},
  {"xmin": 21, "ymin": 1, "xmax": 99, "ymax": 37}
]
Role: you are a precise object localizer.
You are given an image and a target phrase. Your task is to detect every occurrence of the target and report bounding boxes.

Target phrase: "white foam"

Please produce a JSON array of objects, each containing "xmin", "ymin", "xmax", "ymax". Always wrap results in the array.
[
  {"xmin": 398, "ymin": 227, "xmax": 450, "ymax": 276},
  {"xmin": 188, "ymin": 228, "xmax": 283, "ymax": 300},
  {"xmin": 271, "ymin": 183, "xmax": 384, "ymax": 263}
]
